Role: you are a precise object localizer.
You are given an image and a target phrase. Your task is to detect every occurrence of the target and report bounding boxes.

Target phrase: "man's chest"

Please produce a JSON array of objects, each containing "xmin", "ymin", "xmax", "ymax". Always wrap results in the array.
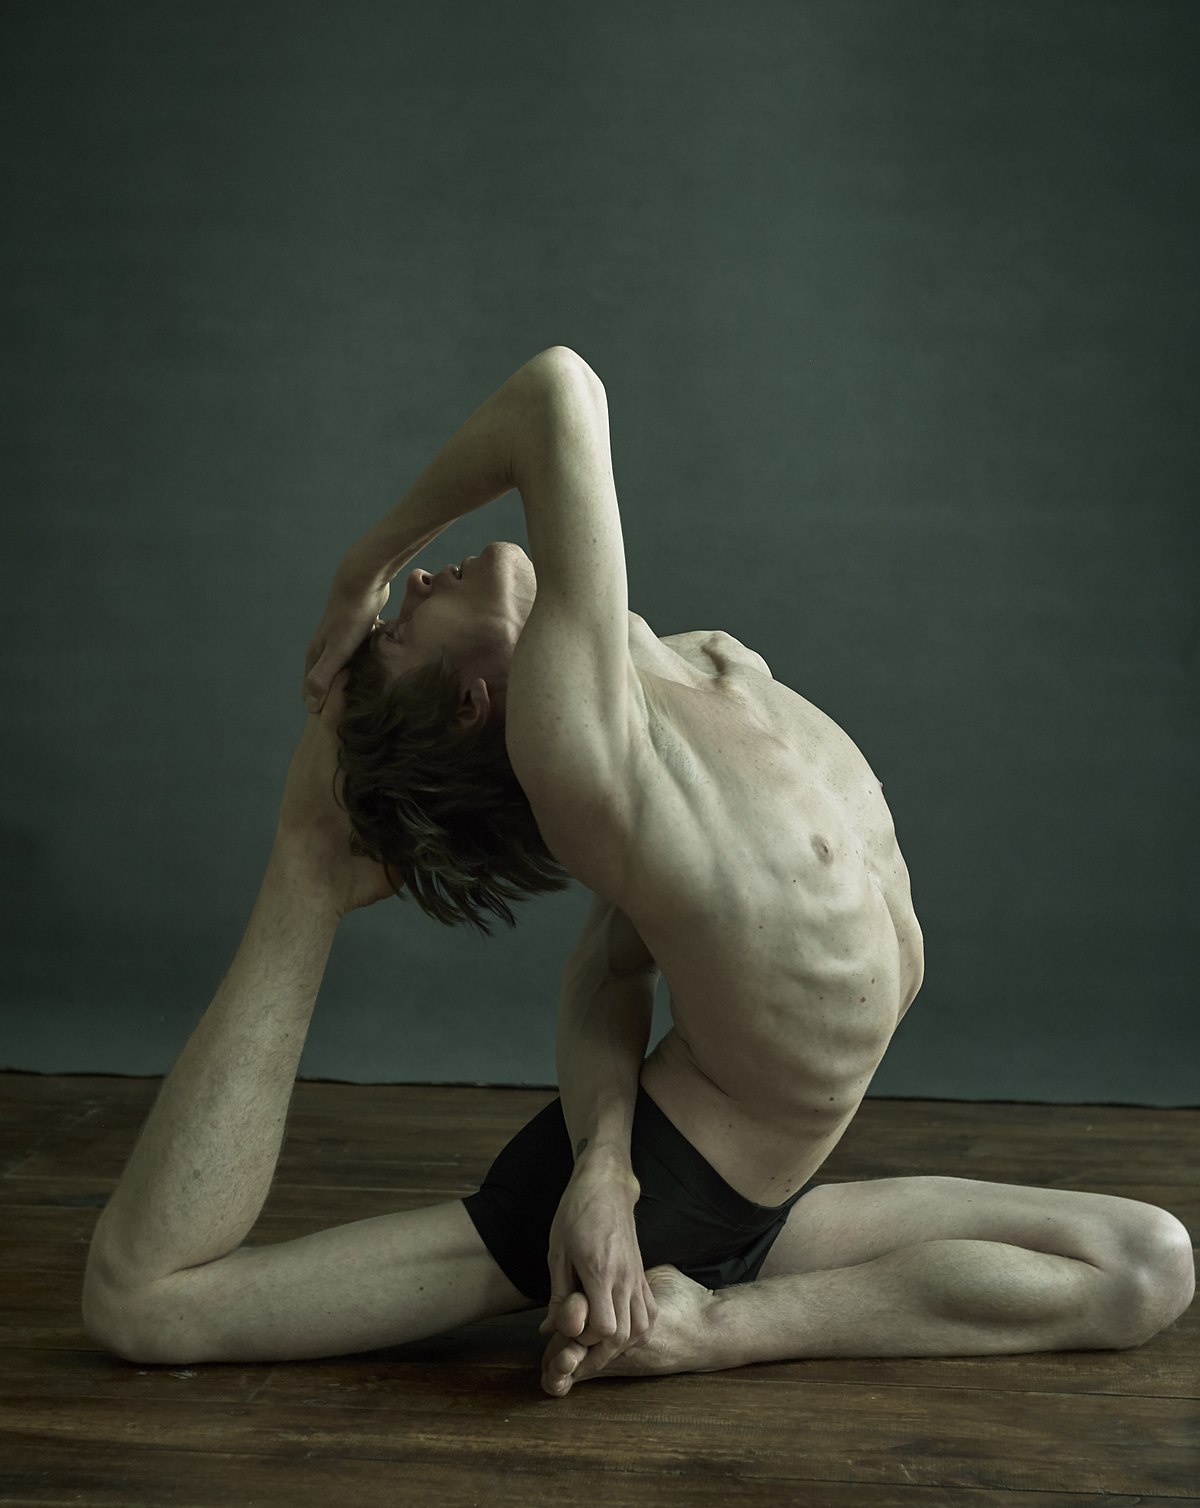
[
  {"xmin": 628, "ymin": 614, "xmax": 774, "ymax": 686},
  {"xmin": 615, "ymin": 630, "xmax": 903, "ymax": 946}
]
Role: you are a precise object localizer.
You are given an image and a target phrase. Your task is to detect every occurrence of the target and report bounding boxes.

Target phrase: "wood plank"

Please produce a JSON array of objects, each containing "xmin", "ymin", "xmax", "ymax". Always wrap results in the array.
[
  {"xmin": 1, "ymin": 1076, "xmax": 1196, "ymax": 1503},
  {"xmin": 1, "ymin": 1384, "xmax": 1197, "ymax": 1495},
  {"xmin": 1, "ymin": 1440, "xmax": 1169, "ymax": 1508}
]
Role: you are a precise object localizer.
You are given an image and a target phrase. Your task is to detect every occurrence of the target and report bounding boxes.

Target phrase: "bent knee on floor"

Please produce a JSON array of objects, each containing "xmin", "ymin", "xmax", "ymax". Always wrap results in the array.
[
  {"xmin": 1102, "ymin": 1213, "xmax": 1194, "ymax": 1347},
  {"xmin": 84, "ymin": 1302, "xmax": 193, "ymax": 1367},
  {"xmin": 83, "ymin": 1270, "xmax": 213, "ymax": 1367}
]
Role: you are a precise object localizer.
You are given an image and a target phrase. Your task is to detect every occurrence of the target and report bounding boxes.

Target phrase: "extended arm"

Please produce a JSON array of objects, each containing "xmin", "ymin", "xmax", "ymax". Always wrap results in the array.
[
  {"xmin": 557, "ymin": 891, "xmax": 658, "ymax": 1169},
  {"xmin": 539, "ymin": 895, "xmax": 660, "ymax": 1383}
]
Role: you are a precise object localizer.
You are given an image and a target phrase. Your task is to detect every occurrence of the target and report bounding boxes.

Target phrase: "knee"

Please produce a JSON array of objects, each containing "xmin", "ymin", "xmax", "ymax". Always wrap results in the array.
[
  {"xmin": 1113, "ymin": 1210, "xmax": 1195, "ymax": 1347},
  {"xmin": 83, "ymin": 1293, "xmax": 171, "ymax": 1366},
  {"xmin": 83, "ymin": 1270, "xmax": 203, "ymax": 1367}
]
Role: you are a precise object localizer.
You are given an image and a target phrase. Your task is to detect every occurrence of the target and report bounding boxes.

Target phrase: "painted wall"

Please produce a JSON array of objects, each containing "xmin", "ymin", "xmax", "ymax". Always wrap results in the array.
[{"xmin": 3, "ymin": 1, "xmax": 1195, "ymax": 1102}]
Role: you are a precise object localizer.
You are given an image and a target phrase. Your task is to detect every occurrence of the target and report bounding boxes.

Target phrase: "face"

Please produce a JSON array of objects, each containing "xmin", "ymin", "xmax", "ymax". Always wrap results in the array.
[{"xmin": 370, "ymin": 540, "xmax": 537, "ymax": 734}]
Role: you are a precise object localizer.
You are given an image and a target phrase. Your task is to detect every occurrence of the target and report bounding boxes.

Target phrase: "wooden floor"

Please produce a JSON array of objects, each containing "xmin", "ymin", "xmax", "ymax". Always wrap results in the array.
[{"xmin": 1, "ymin": 1073, "xmax": 1197, "ymax": 1506}]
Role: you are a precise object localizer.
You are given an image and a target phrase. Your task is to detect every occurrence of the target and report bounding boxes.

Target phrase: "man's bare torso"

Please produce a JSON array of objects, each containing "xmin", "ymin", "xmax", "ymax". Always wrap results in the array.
[{"xmin": 585, "ymin": 613, "xmax": 926, "ymax": 1207}]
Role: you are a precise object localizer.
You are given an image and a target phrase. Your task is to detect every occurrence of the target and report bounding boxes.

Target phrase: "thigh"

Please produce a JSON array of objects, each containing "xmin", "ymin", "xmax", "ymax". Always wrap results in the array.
[
  {"xmin": 756, "ymin": 1174, "xmax": 1170, "ymax": 1282},
  {"xmin": 461, "ymin": 1095, "xmax": 575, "ymax": 1306}
]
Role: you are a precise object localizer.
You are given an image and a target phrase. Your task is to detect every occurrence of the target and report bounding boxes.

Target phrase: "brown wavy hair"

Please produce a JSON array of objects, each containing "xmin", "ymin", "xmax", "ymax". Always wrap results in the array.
[{"xmin": 335, "ymin": 633, "xmax": 573, "ymax": 936}]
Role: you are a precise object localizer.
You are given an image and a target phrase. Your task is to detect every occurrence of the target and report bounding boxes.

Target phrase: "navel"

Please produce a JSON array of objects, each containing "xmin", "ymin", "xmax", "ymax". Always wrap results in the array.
[{"xmin": 811, "ymin": 834, "xmax": 833, "ymax": 863}]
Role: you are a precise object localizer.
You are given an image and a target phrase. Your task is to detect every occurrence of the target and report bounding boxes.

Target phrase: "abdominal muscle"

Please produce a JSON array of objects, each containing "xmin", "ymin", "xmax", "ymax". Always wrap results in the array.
[
  {"xmin": 637, "ymin": 878, "xmax": 905, "ymax": 1208},
  {"xmin": 620, "ymin": 645, "xmax": 924, "ymax": 1208}
]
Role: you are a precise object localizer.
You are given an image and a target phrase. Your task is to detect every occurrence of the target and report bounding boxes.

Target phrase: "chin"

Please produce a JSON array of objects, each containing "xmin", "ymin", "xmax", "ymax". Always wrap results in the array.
[{"xmin": 491, "ymin": 539, "xmax": 536, "ymax": 584}]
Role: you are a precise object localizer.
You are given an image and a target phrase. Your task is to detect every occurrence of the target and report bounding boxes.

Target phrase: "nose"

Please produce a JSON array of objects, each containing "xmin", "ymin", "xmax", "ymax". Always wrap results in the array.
[
  {"xmin": 402, "ymin": 565, "xmax": 457, "ymax": 615},
  {"xmin": 403, "ymin": 567, "xmax": 437, "ymax": 608}
]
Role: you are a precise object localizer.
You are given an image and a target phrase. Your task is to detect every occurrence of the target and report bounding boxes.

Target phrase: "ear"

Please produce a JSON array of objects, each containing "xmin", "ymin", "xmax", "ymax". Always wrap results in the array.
[{"xmin": 454, "ymin": 676, "xmax": 493, "ymax": 735}]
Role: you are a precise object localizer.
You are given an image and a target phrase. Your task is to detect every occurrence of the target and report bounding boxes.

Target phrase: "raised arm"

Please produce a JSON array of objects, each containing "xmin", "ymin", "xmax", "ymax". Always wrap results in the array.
[{"xmin": 302, "ymin": 345, "xmax": 612, "ymax": 715}]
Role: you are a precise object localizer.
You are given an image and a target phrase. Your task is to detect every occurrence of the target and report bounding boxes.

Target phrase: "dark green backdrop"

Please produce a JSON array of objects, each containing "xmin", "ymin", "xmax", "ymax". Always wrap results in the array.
[{"xmin": 3, "ymin": 1, "xmax": 1196, "ymax": 1102}]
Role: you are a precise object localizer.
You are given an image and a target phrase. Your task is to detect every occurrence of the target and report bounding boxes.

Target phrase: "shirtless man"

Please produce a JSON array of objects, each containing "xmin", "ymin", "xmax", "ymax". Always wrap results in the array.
[{"xmin": 83, "ymin": 347, "xmax": 1194, "ymax": 1395}]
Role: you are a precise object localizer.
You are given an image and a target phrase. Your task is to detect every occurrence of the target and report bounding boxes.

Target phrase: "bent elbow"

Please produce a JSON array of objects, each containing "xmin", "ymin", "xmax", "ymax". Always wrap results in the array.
[{"xmin": 529, "ymin": 345, "xmax": 605, "ymax": 395}]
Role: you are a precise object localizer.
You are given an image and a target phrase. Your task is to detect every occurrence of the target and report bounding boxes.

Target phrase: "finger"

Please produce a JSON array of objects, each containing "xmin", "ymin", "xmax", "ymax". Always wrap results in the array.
[
  {"xmin": 547, "ymin": 1249, "xmax": 572, "ymax": 1302},
  {"xmin": 628, "ymin": 1286, "xmax": 652, "ymax": 1343},
  {"xmin": 576, "ymin": 1287, "xmax": 629, "ymax": 1374},
  {"xmin": 540, "ymin": 1290, "xmax": 587, "ymax": 1340},
  {"xmin": 540, "ymin": 1250, "xmax": 580, "ymax": 1336},
  {"xmin": 302, "ymin": 639, "xmax": 324, "ymax": 706},
  {"xmin": 318, "ymin": 669, "xmax": 351, "ymax": 724},
  {"xmin": 303, "ymin": 653, "xmax": 343, "ymax": 716},
  {"xmin": 576, "ymin": 1282, "xmax": 619, "ymax": 1352}
]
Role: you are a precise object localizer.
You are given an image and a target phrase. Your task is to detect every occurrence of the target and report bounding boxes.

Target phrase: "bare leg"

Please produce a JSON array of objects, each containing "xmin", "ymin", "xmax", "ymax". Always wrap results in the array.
[
  {"xmin": 705, "ymin": 1238, "xmax": 1140, "ymax": 1367},
  {"xmin": 544, "ymin": 1239, "xmax": 1150, "ymax": 1394},
  {"xmin": 85, "ymin": 854, "xmax": 533, "ymax": 1365}
]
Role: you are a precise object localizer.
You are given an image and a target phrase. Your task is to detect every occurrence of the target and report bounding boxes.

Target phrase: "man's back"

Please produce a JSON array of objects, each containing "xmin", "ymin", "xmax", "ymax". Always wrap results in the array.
[{"xmin": 541, "ymin": 609, "xmax": 926, "ymax": 1207}]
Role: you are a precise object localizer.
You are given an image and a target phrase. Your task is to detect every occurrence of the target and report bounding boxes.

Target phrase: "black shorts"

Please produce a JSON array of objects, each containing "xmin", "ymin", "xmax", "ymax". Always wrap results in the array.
[{"xmin": 462, "ymin": 1084, "xmax": 818, "ymax": 1305}]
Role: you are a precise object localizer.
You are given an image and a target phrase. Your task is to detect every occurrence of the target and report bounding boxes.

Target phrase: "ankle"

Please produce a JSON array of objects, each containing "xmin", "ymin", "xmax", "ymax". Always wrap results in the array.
[
  {"xmin": 686, "ymin": 1282, "xmax": 740, "ymax": 1372},
  {"xmin": 704, "ymin": 1280, "xmax": 768, "ymax": 1371}
]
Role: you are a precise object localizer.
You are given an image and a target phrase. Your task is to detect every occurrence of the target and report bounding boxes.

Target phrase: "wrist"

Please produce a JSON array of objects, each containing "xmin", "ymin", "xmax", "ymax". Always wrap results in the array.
[
  {"xmin": 340, "ymin": 529, "xmax": 407, "ymax": 593},
  {"xmin": 573, "ymin": 1140, "xmax": 639, "ymax": 1190}
]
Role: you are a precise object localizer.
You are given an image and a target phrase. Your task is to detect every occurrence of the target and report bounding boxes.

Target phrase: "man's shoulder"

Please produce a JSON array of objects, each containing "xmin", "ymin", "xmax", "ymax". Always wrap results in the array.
[{"xmin": 521, "ymin": 616, "xmax": 775, "ymax": 896}]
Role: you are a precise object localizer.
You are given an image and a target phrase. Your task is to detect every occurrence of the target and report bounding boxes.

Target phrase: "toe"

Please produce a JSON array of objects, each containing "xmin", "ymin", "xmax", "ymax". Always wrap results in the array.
[
  {"xmin": 572, "ymin": 1353, "xmax": 604, "ymax": 1384},
  {"xmin": 542, "ymin": 1340, "xmax": 586, "ymax": 1396},
  {"xmin": 544, "ymin": 1333, "xmax": 579, "ymax": 1370},
  {"xmin": 552, "ymin": 1342, "xmax": 582, "ymax": 1377},
  {"xmin": 549, "ymin": 1339, "xmax": 586, "ymax": 1387}
]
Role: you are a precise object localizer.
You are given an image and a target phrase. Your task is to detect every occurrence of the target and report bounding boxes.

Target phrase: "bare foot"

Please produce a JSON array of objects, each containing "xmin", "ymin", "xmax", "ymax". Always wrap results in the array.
[{"xmin": 540, "ymin": 1265, "xmax": 714, "ymax": 1397}]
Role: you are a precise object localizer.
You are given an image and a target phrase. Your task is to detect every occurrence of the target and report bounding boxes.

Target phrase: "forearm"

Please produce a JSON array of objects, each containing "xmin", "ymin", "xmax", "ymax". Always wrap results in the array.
[
  {"xmin": 556, "ymin": 957, "xmax": 655, "ymax": 1175},
  {"xmin": 351, "ymin": 351, "xmax": 561, "ymax": 586},
  {"xmin": 87, "ymin": 851, "xmax": 339, "ymax": 1294}
]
